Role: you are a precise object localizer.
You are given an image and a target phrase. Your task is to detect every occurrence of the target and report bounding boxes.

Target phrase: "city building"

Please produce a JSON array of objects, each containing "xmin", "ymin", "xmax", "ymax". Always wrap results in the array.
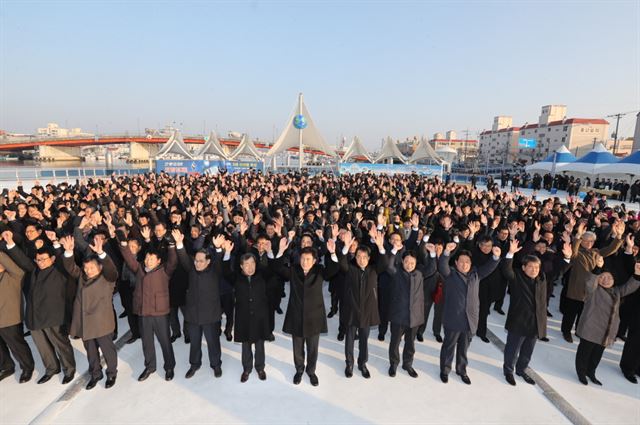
[
  {"xmin": 37, "ymin": 122, "xmax": 92, "ymax": 138},
  {"xmin": 479, "ymin": 105, "xmax": 609, "ymax": 164},
  {"xmin": 429, "ymin": 131, "xmax": 479, "ymax": 163}
]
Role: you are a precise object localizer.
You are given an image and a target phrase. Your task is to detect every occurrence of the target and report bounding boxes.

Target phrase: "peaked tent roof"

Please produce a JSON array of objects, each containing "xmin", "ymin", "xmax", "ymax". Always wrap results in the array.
[
  {"xmin": 376, "ymin": 137, "xmax": 407, "ymax": 164},
  {"xmin": 265, "ymin": 93, "xmax": 337, "ymax": 159},
  {"xmin": 196, "ymin": 131, "xmax": 228, "ymax": 159},
  {"xmin": 540, "ymin": 145, "xmax": 577, "ymax": 163},
  {"xmin": 229, "ymin": 134, "xmax": 263, "ymax": 160},
  {"xmin": 556, "ymin": 143, "xmax": 618, "ymax": 175},
  {"xmin": 342, "ymin": 136, "xmax": 373, "ymax": 162},
  {"xmin": 597, "ymin": 150, "xmax": 640, "ymax": 175},
  {"xmin": 526, "ymin": 145, "xmax": 576, "ymax": 172},
  {"xmin": 409, "ymin": 138, "xmax": 443, "ymax": 164},
  {"xmin": 155, "ymin": 129, "xmax": 193, "ymax": 159}
]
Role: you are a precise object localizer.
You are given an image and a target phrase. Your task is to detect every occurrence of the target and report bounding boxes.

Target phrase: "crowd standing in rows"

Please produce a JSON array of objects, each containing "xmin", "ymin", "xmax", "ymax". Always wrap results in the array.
[{"xmin": 0, "ymin": 171, "xmax": 639, "ymax": 391}]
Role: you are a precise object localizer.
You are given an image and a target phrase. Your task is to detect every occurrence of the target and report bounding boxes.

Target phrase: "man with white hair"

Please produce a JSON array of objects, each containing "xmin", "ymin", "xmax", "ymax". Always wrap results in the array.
[{"xmin": 561, "ymin": 221, "xmax": 625, "ymax": 343}]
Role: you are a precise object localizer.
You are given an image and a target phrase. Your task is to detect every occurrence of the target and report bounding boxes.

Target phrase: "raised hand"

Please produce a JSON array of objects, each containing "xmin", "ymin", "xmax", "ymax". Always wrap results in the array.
[
  {"xmin": 330, "ymin": 223, "xmax": 339, "ymax": 240},
  {"xmin": 212, "ymin": 234, "xmax": 226, "ymax": 249},
  {"xmin": 492, "ymin": 246, "xmax": 502, "ymax": 258},
  {"xmin": 374, "ymin": 230, "xmax": 385, "ymax": 250},
  {"xmin": 278, "ymin": 237, "xmax": 290, "ymax": 255},
  {"xmin": 315, "ymin": 229, "xmax": 324, "ymax": 240},
  {"xmin": 60, "ymin": 235, "xmax": 74, "ymax": 252},
  {"xmin": 253, "ymin": 213, "xmax": 262, "ymax": 226},
  {"xmin": 140, "ymin": 226, "xmax": 151, "ymax": 241},
  {"xmin": 562, "ymin": 241, "xmax": 573, "ymax": 258},
  {"xmin": 45, "ymin": 230, "xmax": 58, "ymax": 243},
  {"xmin": 171, "ymin": 229, "xmax": 184, "ymax": 245},
  {"xmin": 1, "ymin": 230, "xmax": 14, "ymax": 245},
  {"xmin": 508, "ymin": 239, "xmax": 521, "ymax": 255},
  {"xmin": 89, "ymin": 237, "xmax": 104, "ymax": 254},
  {"xmin": 222, "ymin": 240, "xmax": 234, "ymax": 253},
  {"xmin": 410, "ymin": 214, "xmax": 419, "ymax": 228},
  {"xmin": 326, "ymin": 238, "xmax": 336, "ymax": 254},
  {"xmin": 625, "ymin": 233, "xmax": 635, "ymax": 250},
  {"xmin": 595, "ymin": 254, "xmax": 604, "ymax": 269},
  {"xmin": 635, "ymin": 261, "xmax": 640, "ymax": 276},
  {"xmin": 445, "ymin": 242, "xmax": 457, "ymax": 254},
  {"xmin": 239, "ymin": 221, "xmax": 249, "ymax": 235},
  {"xmin": 287, "ymin": 229, "xmax": 296, "ymax": 241},
  {"xmin": 342, "ymin": 231, "xmax": 354, "ymax": 249},
  {"xmin": 3, "ymin": 210, "xmax": 16, "ymax": 221},
  {"xmin": 425, "ymin": 243, "xmax": 436, "ymax": 254}
]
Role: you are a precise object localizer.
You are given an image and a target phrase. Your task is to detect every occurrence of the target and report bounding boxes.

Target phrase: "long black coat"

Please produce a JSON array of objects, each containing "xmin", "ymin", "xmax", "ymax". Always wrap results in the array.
[
  {"xmin": 26, "ymin": 260, "xmax": 72, "ymax": 331},
  {"xmin": 273, "ymin": 253, "xmax": 339, "ymax": 337},
  {"xmin": 223, "ymin": 259, "xmax": 270, "ymax": 343},
  {"xmin": 501, "ymin": 257, "xmax": 551, "ymax": 339},
  {"xmin": 387, "ymin": 252, "xmax": 427, "ymax": 328},
  {"xmin": 337, "ymin": 249, "xmax": 388, "ymax": 328},
  {"xmin": 177, "ymin": 247, "xmax": 223, "ymax": 325}
]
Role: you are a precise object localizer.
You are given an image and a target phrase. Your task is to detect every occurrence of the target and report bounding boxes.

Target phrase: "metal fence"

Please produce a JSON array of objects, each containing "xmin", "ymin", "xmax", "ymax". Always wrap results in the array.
[{"xmin": 0, "ymin": 167, "xmax": 149, "ymax": 182}]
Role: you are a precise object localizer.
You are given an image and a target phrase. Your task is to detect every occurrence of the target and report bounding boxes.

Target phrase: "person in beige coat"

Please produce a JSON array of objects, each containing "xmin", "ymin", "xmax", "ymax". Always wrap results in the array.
[
  {"xmin": 0, "ymin": 230, "xmax": 35, "ymax": 383},
  {"xmin": 575, "ymin": 255, "xmax": 640, "ymax": 386},
  {"xmin": 562, "ymin": 220, "xmax": 625, "ymax": 343},
  {"xmin": 60, "ymin": 235, "xmax": 119, "ymax": 390}
]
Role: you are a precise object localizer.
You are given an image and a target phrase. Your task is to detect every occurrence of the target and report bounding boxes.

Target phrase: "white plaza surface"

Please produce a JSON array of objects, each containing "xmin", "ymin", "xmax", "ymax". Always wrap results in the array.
[{"xmin": 1, "ymin": 282, "xmax": 639, "ymax": 425}]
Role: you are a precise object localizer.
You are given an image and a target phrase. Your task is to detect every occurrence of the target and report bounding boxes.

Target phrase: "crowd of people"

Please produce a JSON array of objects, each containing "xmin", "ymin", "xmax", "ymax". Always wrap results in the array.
[
  {"xmin": 0, "ymin": 170, "xmax": 639, "ymax": 392},
  {"xmin": 498, "ymin": 171, "xmax": 640, "ymax": 202}
]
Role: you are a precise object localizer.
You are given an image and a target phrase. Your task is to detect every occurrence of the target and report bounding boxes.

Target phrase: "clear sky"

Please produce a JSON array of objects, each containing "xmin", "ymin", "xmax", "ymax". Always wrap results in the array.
[{"xmin": 1, "ymin": 1, "xmax": 638, "ymax": 149}]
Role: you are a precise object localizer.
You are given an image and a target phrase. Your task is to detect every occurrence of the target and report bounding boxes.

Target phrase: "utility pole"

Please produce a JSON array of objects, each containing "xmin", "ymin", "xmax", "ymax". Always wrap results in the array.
[{"xmin": 606, "ymin": 110, "xmax": 638, "ymax": 154}]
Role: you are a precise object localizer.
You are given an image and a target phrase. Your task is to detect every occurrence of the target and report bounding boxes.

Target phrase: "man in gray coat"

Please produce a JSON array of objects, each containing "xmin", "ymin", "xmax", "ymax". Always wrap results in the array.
[{"xmin": 437, "ymin": 242, "xmax": 500, "ymax": 384}]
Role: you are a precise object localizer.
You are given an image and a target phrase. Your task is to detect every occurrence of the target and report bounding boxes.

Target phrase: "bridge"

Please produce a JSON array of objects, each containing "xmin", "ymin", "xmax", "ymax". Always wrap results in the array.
[{"xmin": 0, "ymin": 135, "xmax": 332, "ymax": 161}]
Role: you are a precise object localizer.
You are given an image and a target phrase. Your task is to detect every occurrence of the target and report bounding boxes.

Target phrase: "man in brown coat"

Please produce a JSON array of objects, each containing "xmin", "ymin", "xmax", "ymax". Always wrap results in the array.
[
  {"xmin": 0, "ymin": 230, "xmax": 35, "ymax": 383},
  {"xmin": 562, "ymin": 220, "xmax": 625, "ymax": 343},
  {"xmin": 119, "ymin": 227, "xmax": 177, "ymax": 382},
  {"xmin": 61, "ymin": 236, "xmax": 119, "ymax": 390}
]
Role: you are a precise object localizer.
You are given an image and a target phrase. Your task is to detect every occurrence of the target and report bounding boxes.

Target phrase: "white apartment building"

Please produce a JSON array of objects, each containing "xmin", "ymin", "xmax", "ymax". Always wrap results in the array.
[
  {"xmin": 479, "ymin": 105, "xmax": 609, "ymax": 164},
  {"xmin": 37, "ymin": 123, "xmax": 92, "ymax": 138}
]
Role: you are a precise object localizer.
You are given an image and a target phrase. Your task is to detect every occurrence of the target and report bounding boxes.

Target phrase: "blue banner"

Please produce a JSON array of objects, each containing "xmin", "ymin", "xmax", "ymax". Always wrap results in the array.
[
  {"xmin": 338, "ymin": 163, "xmax": 442, "ymax": 177},
  {"xmin": 156, "ymin": 160, "xmax": 264, "ymax": 175},
  {"xmin": 518, "ymin": 138, "xmax": 537, "ymax": 149}
]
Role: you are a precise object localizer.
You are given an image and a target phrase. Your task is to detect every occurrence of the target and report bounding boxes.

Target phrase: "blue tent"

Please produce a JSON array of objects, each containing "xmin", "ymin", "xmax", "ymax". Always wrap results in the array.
[
  {"xmin": 526, "ymin": 145, "xmax": 576, "ymax": 172},
  {"xmin": 598, "ymin": 150, "xmax": 640, "ymax": 175},
  {"xmin": 556, "ymin": 143, "xmax": 618, "ymax": 175}
]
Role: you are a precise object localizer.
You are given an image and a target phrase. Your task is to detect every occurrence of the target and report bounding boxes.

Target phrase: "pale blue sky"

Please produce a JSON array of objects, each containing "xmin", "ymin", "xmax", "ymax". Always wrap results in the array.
[{"xmin": 1, "ymin": 1, "xmax": 638, "ymax": 148}]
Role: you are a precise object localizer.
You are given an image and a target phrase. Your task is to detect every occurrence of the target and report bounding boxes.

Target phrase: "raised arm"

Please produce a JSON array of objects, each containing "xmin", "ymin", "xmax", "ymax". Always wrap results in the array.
[
  {"xmin": 616, "ymin": 262, "xmax": 640, "ymax": 298},
  {"xmin": 0, "ymin": 251, "xmax": 25, "ymax": 281},
  {"xmin": 477, "ymin": 246, "xmax": 501, "ymax": 280},
  {"xmin": 437, "ymin": 242, "xmax": 458, "ymax": 278},
  {"xmin": 60, "ymin": 236, "xmax": 82, "ymax": 279}
]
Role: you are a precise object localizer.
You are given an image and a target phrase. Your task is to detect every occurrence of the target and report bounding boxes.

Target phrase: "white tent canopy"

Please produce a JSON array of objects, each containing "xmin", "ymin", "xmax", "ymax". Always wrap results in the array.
[
  {"xmin": 597, "ymin": 150, "xmax": 640, "ymax": 176},
  {"xmin": 155, "ymin": 129, "xmax": 193, "ymax": 159},
  {"xmin": 266, "ymin": 93, "xmax": 337, "ymax": 168},
  {"xmin": 409, "ymin": 138, "xmax": 443, "ymax": 164},
  {"xmin": 229, "ymin": 133, "xmax": 263, "ymax": 160},
  {"xmin": 376, "ymin": 137, "xmax": 407, "ymax": 164},
  {"xmin": 342, "ymin": 136, "xmax": 373, "ymax": 163},
  {"xmin": 525, "ymin": 145, "xmax": 576, "ymax": 173},
  {"xmin": 196, "ymin": 131, "xmax": 227, "ymax": 159},
  {"xmin": 555, "ymin": 143, "xmax": 618, "ymax": 175}
]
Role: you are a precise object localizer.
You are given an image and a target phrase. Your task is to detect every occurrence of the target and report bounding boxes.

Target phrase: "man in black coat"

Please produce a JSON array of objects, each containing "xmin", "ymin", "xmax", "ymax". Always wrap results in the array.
[
  {"xmin": 271, "ymin": 237, "xmax": 339, "ymax": 387},
  {"xmin": 223, "ymin": 246, "xmax": 270, "ymax": 383},
  {"xmin": 437, "ymin": 242, "xmax": 500, "ymax": 385},
  {"xmin": 386, "ymin": 244, "xmax": 435, "ymax": 378},
  {"xmin": 501, "ymin": 240, "xmax": 572, "ymax": 386},
  {"xmin": 336, "ymin": 230, "xmax": 387, "ymax": 379},
  {"xmin": 173, "ymin": 230, "xmax": 224, "ymax": 379},
  {"xmin": 23, "ymin": 245, "xmax": 76, "ymax": 384}
]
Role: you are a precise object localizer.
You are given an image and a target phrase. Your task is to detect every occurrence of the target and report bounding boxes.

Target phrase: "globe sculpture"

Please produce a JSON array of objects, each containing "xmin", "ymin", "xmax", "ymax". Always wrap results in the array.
[{"xmin": 293, "ymin": 114, "xmax": 308, "ymax": 129}]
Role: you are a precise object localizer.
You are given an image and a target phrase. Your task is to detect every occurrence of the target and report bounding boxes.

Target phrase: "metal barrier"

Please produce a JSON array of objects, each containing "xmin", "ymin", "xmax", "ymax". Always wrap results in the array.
[{"xmin": 0, "ymin": 167, "xmax": 149, "ymax": 182}]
